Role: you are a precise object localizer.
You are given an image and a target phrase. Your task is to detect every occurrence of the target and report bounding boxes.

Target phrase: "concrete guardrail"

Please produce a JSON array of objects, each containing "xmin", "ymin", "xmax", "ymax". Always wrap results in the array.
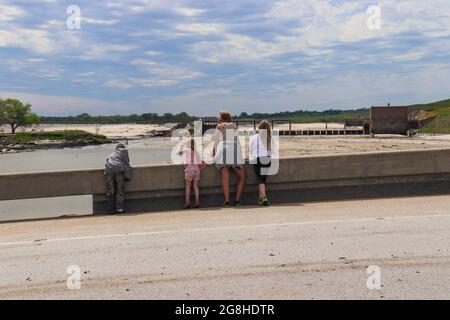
[{"xmin": 1, "ymin": 148, "xmax": 450, "ymax": 214}]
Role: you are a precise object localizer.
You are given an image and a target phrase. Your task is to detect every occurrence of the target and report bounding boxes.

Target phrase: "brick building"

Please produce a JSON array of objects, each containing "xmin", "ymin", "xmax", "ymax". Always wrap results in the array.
[{"xmin": 370, "ymin": 105, "xmax": 409, "ymax": 135}]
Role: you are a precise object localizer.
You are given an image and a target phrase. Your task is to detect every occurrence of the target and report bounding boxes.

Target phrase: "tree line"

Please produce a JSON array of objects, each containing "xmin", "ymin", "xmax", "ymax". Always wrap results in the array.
[
  {"xmin": 237, "ymin": 108, "xmax": 369, "ymax": 120},
  {"xmin": 40, "ymin": 112, "xmax": 195, "ymax": 124},
  {"xmin": 40, "ymin": 109, "xmax": 369, "ymax": 124}
]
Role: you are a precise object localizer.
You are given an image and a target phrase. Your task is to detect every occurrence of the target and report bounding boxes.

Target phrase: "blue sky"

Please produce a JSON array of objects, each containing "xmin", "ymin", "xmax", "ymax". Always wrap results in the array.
[{"xmin": 0, "ymin": 0, "xmax": 449, "ymax": 116}]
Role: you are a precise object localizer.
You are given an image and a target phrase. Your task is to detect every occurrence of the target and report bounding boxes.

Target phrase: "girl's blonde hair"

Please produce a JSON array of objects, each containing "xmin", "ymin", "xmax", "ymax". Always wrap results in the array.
[{"xmin": 258, "ymin": 120, "xmax": 272, "ymax": 151}]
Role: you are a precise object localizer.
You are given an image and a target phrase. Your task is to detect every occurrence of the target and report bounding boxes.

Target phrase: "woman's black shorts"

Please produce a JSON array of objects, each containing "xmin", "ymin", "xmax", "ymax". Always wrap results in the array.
[{"xmin": 254, "ymin": 156, "xmax": 271, "ymax": 184}]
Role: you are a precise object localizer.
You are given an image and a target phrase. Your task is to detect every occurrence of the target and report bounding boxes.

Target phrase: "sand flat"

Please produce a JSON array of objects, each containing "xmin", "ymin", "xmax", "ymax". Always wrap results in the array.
[{"xmin": 1, "ymin": 123, "xmax": 173, "ymax": 138}]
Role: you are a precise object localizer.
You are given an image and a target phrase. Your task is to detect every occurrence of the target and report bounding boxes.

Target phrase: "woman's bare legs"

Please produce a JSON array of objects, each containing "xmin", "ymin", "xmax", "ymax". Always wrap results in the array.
[
  {"xmin": 193, "ymin": 180, "xmax": 200, "ymax": 205},
  {"xmin": 220, "ymin": 167, "xmax": 230, "ymax": 203},
  {"xmin": 185, "ymin": 179, "xmax": 192, "ymax": 207},
  {"xmin": 233, "ymin": 167, "xmax": 246, "ymax": 202}
]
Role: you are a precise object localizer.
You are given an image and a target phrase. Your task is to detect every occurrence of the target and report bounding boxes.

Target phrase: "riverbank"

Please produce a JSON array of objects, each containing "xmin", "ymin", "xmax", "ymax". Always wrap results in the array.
[
  {"xmin": 0, "ymin": 123, "xmax": 177, "ymax": 139},
  {"xmin": 0, "ymin": 130, "xmax": 112, "ymax": 154}
]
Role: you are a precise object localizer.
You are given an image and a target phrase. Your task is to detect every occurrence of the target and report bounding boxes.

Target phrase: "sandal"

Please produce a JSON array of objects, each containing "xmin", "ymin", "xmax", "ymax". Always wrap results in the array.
[
  {"xmin": 223, "ymin": 201, "xmax": 232, "ymax": 207},
  {"xmin": 194, "ymin": 201, "xmax": 200, "ymax": 208},
  {"xmin": 184, "ymin": 202, "xmax": 191, "ymax": 209}
]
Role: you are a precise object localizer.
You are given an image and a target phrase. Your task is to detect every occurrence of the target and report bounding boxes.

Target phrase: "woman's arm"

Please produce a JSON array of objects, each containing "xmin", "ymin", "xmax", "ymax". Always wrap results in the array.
[
  {"xmin": 212, "ymin": 125, "xmax": 223, "ymax": 157},
  {"xmin": 248, "ymin": 135, "xmax": 257, "ymax": 162}
]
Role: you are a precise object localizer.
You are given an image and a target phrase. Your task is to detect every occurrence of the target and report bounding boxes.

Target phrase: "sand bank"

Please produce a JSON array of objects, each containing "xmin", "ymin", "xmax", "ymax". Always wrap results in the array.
[{"xmin": 1, "ymin": 123, "xmax": 174, "ymax": 138}]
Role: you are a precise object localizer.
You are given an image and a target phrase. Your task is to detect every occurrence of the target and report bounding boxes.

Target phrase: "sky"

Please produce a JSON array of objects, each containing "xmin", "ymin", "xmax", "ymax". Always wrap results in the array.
[{"xmin": 0, "ymin": 0, "xmax": 449, "ymax": 116}]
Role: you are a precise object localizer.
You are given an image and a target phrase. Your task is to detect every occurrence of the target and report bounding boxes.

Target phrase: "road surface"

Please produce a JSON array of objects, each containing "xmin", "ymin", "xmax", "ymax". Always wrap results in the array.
[{"xmin": 0, "ymin": 195, "xmax": 449, "ymax": 299}]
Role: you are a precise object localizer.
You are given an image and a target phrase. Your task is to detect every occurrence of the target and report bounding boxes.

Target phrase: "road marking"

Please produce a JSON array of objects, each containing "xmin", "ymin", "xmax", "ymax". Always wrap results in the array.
[{"xmin": 0, "ymin": 212, "xmax": 449, "ymax": 248}]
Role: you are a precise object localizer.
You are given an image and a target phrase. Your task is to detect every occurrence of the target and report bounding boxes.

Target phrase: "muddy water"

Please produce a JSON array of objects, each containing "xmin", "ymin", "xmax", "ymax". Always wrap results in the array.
[{"xmin": 0, "ymin": 138, "xmax": 175, "ymax": 221}]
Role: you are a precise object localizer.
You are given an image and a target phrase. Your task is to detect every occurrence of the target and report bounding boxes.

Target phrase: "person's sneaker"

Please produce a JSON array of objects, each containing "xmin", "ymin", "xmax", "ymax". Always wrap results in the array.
[
  {"xmin": 115, "ymin": 208, "xmax": 124, "ymax": 214},
  {"xmin": 233, "ymin": 200, "xmax": 241, "ymax": 206},
  {"xmin": 223, "ymin": 201, "xmax": 232, "ymax": 207},
  {"xmin": 261, "ymin": 197, "xmax": 270, "ymax": 206}
]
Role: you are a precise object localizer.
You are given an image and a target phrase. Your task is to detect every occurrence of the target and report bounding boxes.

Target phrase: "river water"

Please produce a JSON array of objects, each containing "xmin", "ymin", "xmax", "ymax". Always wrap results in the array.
[{"xmin": 0, "ymin": 138, "xmax": 176, "ymax": 221}]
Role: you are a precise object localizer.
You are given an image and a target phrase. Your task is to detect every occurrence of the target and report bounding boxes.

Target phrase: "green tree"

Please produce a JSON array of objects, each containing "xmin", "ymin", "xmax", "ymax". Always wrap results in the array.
[
  {"xmin": 0, "ymin": 98, "xmax": 40, "ymax": 134},
  {"xmin": 0, "ymin": 101, "xmax": 7, "ymax": 126},
  {"xmin": 76, "ymin": 113, "xmax": 92, "ymax": 123}
]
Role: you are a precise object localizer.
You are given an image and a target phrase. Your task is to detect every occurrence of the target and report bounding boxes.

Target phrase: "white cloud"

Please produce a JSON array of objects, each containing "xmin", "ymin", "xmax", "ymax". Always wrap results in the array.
[
  {"xmin": 144, "ymin": 62, "xmax": 450, "ymax": 115},
  {"xmin": 4, "ymin": 58, "xmax": 45, "ymax": 71},
  {"xmin": 40, "ymin": 19, "xmax": 65, "ymax": 28},
  {"xmin": 134, "ymin": 79, "xmax": 178, "ymax": 87},
  {"xmin": 173, "ymin": 7, "xmax": 205, "ymax": 17},
  {"xmin": 0, "ymin": 4, "xmax": 24, "ymax": 22},
  {"xmin": 146, "ymin": 50, "xmax": 162, "ymax": 56},
  {"xmin": 0, "ymin": 28, "xmax": 59, "ymax": 54},
  {"xmin": 266, "ymin": 0, "xmax": 450, "ymax": 45},
  {"xmin": 131, "ymin": 58, "xmax": 156, "ymax": 66},
  {"xmin": 82, "ymin": 17, "xmax": 119, "ymax": 25},
  {"xmin": 186, "ymin": 0, "xmax": 450, "ymax": 65},
  {"xmin": 0, "ymin": 92, "xmax": 133, "ymax": 116},
  {"xmin": 105, "ymin": 0, "xmax": 185, "ymax": 14},
  {"xmin": 78, "ymin": 44, "xmax": 137, "ymax": 60},
  {"xmin": 131, "ymin": 59, "xmax": 203, "ymax": 80},
  {"xmin": 190, "ymin": 34, "xmax": 280, "ymax": 63},
  {"xmin": 175, "ymin": 23, "xmax": 225, "ymax": 35},
  {"xmin": 101, "ymin": 59, "xmax": 204, "ymax": 90},
  {"xmin": 103, "ymin": 79, "xmax": 134, "ymax": 89},
  {"xmin": 103, "ymin": 77, "xmax": 184, "ymax": 90},
  {"xmin": 390, "ymin": 49, "xmax": 428, "ymax": 62}
]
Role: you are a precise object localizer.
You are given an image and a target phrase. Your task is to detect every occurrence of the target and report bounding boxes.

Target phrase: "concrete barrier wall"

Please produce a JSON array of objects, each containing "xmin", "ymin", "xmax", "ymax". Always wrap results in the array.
[{"xmin": 1, "ymin": 148, "xmax": 450, "ymax": 214}]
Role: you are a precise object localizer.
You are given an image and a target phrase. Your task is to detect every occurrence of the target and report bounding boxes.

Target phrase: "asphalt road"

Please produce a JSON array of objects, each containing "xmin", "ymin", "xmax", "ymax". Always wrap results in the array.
[{"xmin": 0, "ymin": 195, "xmax": 449, "ymax": 299}]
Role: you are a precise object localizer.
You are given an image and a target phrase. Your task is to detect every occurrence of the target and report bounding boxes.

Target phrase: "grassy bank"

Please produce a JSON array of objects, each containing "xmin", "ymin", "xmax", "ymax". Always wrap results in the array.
[
  {"xmin": 409, "ymin": 99, "xmax": 450, "ymax": 134},
  {"xmin": 9, "ymin": 130, "xmax": 111, "ymax": 145}
]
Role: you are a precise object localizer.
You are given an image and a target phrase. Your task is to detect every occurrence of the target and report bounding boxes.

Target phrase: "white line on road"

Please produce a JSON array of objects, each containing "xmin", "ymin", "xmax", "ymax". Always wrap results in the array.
[{"xmin": 0, "ymin": 212, "xmax": 449, "ymax": 248}]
